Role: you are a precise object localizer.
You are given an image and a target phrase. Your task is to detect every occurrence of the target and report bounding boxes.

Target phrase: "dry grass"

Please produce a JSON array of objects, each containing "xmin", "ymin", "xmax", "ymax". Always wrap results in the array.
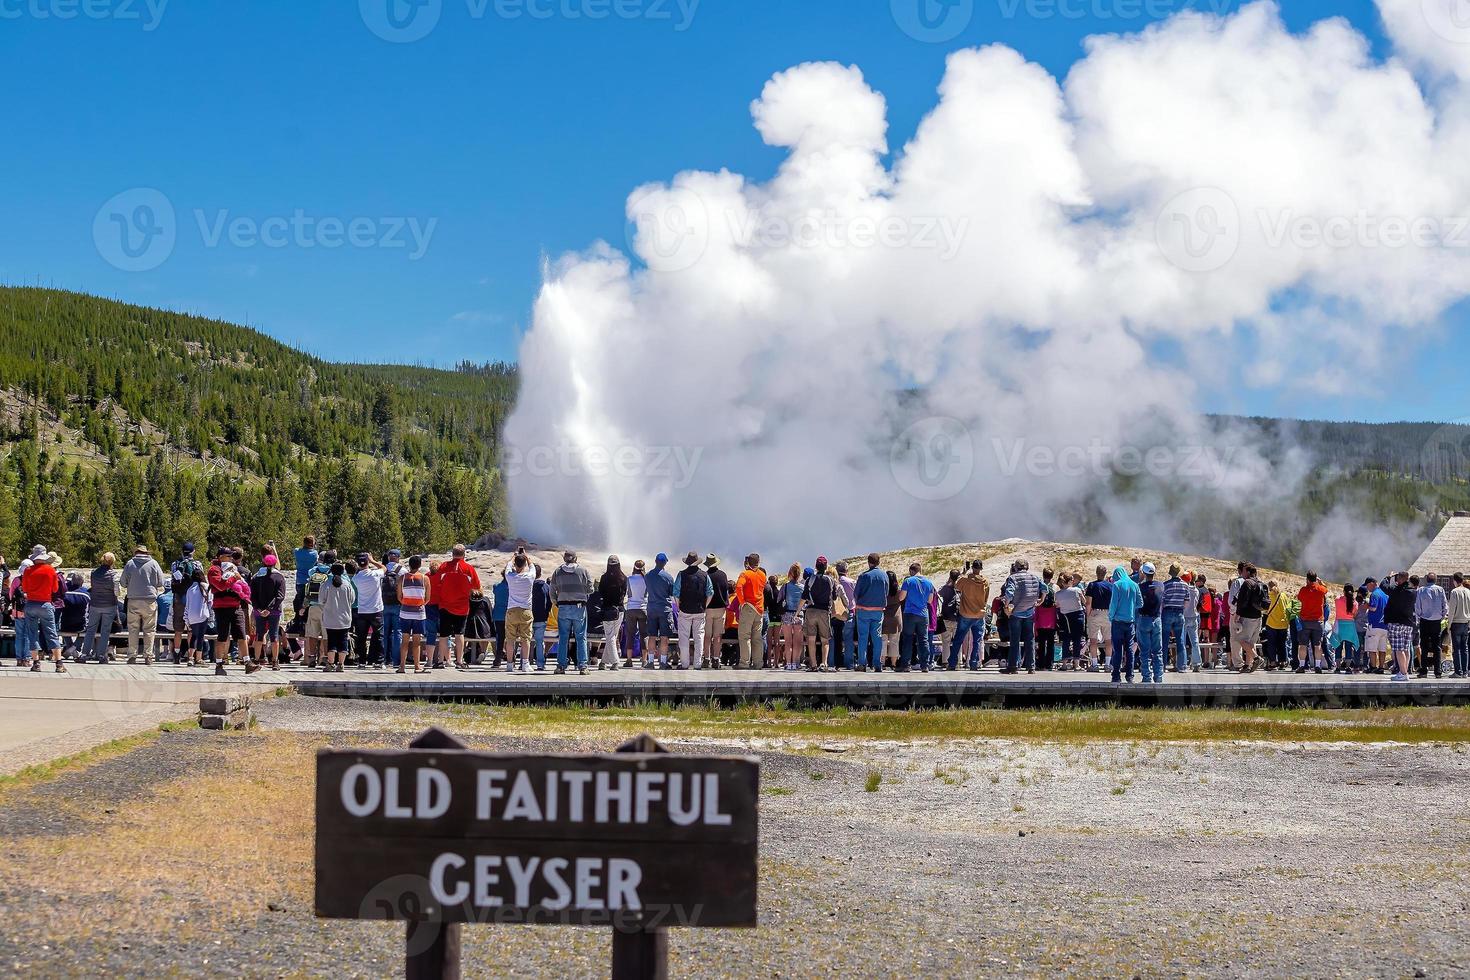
[
  {"xmin": 0, "ymin": 732, "xmax": 317, "ymax": 941},
  {"xmin": 415, "ymin": 701, "xmax": 1470, "ymax": 745}
]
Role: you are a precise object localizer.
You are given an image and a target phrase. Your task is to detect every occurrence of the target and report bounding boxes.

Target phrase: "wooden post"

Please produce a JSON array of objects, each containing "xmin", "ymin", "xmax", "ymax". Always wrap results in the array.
[
  {"xmin": 611, "ymin": 733, "xmax": 669, "ymax": 980},
  {"xmin": 405, "ymin": 727, "xmax": 467, "ymax": 980}
]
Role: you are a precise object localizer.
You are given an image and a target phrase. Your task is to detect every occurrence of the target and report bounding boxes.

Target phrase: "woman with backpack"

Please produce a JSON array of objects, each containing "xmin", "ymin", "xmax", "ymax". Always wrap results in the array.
[
  {"xmin": 183, "ymin": 568, "xmax": 214, "ymax": 665},
  {"xmin": 319, "ymin": 563, "xmax": 356, "ymax": 672}
]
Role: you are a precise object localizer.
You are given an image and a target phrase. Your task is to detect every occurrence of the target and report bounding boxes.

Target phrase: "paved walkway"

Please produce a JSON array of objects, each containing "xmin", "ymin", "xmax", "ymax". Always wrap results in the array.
[{"xmin": 0, "ymin": 662, "xmax": 286, "ymax": 775}]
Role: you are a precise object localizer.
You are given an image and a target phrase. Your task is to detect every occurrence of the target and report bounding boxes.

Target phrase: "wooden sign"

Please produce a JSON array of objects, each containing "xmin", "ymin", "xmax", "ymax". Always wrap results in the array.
[{"xmin": 315, "ymin": 739, "xmax": 760, "ymax": 931}]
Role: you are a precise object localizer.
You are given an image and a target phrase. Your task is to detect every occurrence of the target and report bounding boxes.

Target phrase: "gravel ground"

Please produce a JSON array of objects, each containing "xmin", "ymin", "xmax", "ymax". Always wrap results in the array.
[{"xmin": 0, "ymin": 697, "xmax": 1467, "ymax": 977}]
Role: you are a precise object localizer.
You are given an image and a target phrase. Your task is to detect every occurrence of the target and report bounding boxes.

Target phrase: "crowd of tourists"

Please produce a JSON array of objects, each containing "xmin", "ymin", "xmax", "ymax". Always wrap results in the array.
[{"xmin": 2, "ymin": 540, "xmax": 1468, "ymax": 682}]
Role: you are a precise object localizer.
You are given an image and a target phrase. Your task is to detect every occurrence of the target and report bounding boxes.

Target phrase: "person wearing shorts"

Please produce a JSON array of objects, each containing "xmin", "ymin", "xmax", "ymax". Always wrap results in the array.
[
  {"xmin": 397, "ymin": 556, "xmax": 431, "ymax": 674},
  {"xmin": 1081, "ymin": 567, "xmax": 1112, "ymax": 672}
]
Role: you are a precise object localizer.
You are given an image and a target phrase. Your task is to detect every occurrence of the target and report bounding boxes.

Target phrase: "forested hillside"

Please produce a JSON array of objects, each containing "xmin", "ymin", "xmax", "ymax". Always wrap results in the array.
[
  {"xmin": 0, "ymin": 287, "xmax": 517, "ymax": 562},
  {"xmin": 1, "ymin": 287, "xmax": 1466, "ymax": 574}
]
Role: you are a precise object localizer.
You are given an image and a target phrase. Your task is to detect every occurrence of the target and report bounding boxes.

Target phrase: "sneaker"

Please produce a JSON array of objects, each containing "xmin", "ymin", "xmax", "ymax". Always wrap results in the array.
[
  {"xmin": 215, "ymin": 663, "xmax": 227, "ymax": 676},
  {"xmin": 1391, "ymin": 672, "xmax": 1409, "ymax": 681},
  {"xmin": 554, "ymin": 667, "xmax": 566, "ymax": 675},
  {"xmin": 245, "ymin": 662, "xmax": 261, "ymax": 675},
  {"xmin": 578, "ymin": 667, "xmax": 588, "ymax": 676}
]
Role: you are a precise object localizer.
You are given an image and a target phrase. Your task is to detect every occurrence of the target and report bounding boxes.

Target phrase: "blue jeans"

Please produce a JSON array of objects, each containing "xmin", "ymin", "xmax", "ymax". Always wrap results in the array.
[
  {"xmin": 855, "ymin": 610, "xmax": 883, "ymax": 671},
  {"xmin": 1183, "ymin": 619, "xmax": 1201, "ymax": 668},
  {"xmin": 949, "ymin": 615, "xmax": 986, "ymax": 670},
  {"xmin": 14, "ymin": 611, "xmax": 35, "ymax": 661},
  {"xmin": 1137, "ymin": 614, "xmax": 1163, "ymax": 683},
  {"xmin": 1161, "ymin": 609, "xmax": 1186, "ymax": 671},
  {"xmin": 81, "ymin": 605, "xmax": 117, "ymax": 661},
  {"xmin": 898, "ymin": 613, "xmax": 928, "ymax": 670},
  {"xmin": 533, "ymin": 622, "xmax": 547, "ymax": 669},
  {"xmin": 557, "ymin": 604, "xmax": 588, "ymax": 670},
  {"xmin": 24, "ymin": 602, "xmax": 61, "ymax": 655},
  {"xmin": 828, "ymin": 617, "xmax": 848, "ymax": 669},
  {"xmin": 1109, "ymin": 620, "xmax": 1136, "ymax": 682},
  {"xmin": 382, "ymin": 606, "xmax": 402, "ymax": 667},
  {"xmin": 1451, "ymin": 622, "xmax": 1470, "ymax": 676},
  {"xmin": 1009, "ymin": 615, "xmax": 1036, "ymax": 671}
]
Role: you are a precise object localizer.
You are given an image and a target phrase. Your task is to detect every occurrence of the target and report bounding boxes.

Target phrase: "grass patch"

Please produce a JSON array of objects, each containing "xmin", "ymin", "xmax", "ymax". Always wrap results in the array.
[
  {"xmin": 865, "ymin": 769, "xmax": 882, "ymax": 792},
  {"xmin": 419, "ymin": 701, "xmax": 1470, "ymax": 745},
  {"xmin": 763, "ymin": 785, "xmax": 795, "ymax": 796},
  {"xmin": 0, "ymin": 730, "xmax": 161, "ymax": 798}
]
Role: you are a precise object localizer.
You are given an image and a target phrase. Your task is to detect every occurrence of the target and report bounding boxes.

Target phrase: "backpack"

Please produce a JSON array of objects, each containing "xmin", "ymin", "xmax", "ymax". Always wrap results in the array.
[
  {"xmin": 832, "ymin": 579, "xmax": 849, "ymax": 620},
  {"xmin": 306, "ymin": 567, "xmax": 330, "ymax": 606},
  {"xmin": 806, "ymin": 572, "xmax": 835, "ymax": 610},
  {"xmin": 172, "ymin": 558, "xmax": 202, "ymax": 594},
  {"xmin": 382, "ymin": 568, "xmax": 401, "ymax": 606}
]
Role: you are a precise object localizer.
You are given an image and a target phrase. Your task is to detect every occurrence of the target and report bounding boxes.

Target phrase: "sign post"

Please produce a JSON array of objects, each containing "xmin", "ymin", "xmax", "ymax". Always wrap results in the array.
[{"xmin": 315, "ymin": 727, "xmax": 759, "ymax": 979}]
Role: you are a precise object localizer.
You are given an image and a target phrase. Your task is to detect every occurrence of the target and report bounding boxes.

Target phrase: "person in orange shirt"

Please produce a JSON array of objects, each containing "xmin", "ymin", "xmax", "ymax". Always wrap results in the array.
[
  {"xmin": 1295, "ymin": 572, "xmax": 1330, "ymax": 673},
  {"xmin": 734, "ymin": 553, "xmax": 767, "ymax": 670}
]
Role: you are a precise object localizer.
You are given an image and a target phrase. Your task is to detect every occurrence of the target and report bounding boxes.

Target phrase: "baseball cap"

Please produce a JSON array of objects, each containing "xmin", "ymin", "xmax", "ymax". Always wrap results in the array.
[
  {"xmin": 1142, "ymin": 562, "xmax": 1156, "ymax": 575},
  {"xmin": 262, "ymin": 554, "xmax": 279, "ymax": 567},
  {"xmin": 386, "ymin": 548, "xmax": 402, "ymax": 559},
  {"xmin": 655, "ymin": 552, "xmax": 668, "ymax": 563},
  {"xmin": 182, "ymin": 542, "xmax": 195, "ymax": 555},
  {"xmin": 816, "ymin": 555, "xmax": 828, "ymax": 565}
]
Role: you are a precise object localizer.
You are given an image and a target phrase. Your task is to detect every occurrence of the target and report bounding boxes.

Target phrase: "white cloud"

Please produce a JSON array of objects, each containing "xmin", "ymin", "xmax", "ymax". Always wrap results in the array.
[{"xmin": 505, "ymin": 0, "xmax": 1470, "ymax": 565}]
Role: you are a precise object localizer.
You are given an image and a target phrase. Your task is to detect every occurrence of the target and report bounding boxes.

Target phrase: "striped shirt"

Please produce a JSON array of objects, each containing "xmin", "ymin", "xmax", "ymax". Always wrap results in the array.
[{"xmin": 1161, "ymin": 577, "xmax": 1193, "ymax": 612}]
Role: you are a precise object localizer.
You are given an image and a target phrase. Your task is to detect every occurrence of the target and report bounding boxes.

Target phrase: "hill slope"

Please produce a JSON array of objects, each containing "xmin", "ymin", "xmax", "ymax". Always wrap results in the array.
[{"xmin": 0, "ymin": 287, "xmax": 517, "ymax": 560}]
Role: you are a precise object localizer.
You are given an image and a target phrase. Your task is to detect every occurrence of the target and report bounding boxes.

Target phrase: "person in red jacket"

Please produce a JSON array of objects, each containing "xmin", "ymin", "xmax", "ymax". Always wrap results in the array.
[
  {"xmin": 21, "ymin": 552, "xmax": 67, "ymax": 673},
  {"xmin": 207, "ymin": 549, "xmax": 252, "ymax": 676},
  {"xmin": 430, "ymin": 544, "xmax": 481, "ymax": 670}
]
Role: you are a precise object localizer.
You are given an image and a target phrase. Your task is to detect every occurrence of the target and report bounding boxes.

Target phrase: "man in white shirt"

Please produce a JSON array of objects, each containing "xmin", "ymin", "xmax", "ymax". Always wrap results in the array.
[
  {"xmin": 1449, "ymin": 572, "xmax": 1470, "ymax": 678},
  {"xmin": 503, "ymin": 552, "xmax": 535, "ymax": 672},
  {"xmin": 352, "ymin": 552, "xmax": 386, "ymax": 668}
]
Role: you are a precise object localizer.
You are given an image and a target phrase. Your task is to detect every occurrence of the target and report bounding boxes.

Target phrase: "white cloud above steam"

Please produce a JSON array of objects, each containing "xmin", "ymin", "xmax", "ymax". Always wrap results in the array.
[{"xmin": 505, "ymin": 0, "xmax": 1470, "ymax": 569}]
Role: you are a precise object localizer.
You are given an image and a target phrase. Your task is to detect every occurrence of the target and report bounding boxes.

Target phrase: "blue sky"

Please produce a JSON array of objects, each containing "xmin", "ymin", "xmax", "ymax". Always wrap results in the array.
[{"xmin": 2, "ymin": 0, "xmax": 1457, "ymax": 422}]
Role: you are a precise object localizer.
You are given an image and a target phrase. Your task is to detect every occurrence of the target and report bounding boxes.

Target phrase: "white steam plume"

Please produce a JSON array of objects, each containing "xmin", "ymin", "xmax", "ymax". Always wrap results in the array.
[{"xmin": 505, "ymin": 1, "xmax": 1470, "ymax": 571}]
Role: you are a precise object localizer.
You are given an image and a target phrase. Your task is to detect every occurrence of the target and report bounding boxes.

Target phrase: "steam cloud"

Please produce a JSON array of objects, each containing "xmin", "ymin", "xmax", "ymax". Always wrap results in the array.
[{"xmin": 506, "ymin": 0, "xmax": 1470, "ymax": 573}]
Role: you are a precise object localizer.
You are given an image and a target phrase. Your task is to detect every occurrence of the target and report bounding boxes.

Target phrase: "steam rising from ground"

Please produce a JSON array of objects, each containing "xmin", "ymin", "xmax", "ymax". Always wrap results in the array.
[{"xmin": 507, "ymin": 0, "xmax": 1470, "ymax": 573}]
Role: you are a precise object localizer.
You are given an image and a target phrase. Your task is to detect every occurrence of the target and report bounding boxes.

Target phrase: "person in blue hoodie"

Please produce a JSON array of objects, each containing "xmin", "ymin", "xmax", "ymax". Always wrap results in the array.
[{"xmin": 1108, "ymin": 566, "xmax": 1142, "ymax": 684}]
